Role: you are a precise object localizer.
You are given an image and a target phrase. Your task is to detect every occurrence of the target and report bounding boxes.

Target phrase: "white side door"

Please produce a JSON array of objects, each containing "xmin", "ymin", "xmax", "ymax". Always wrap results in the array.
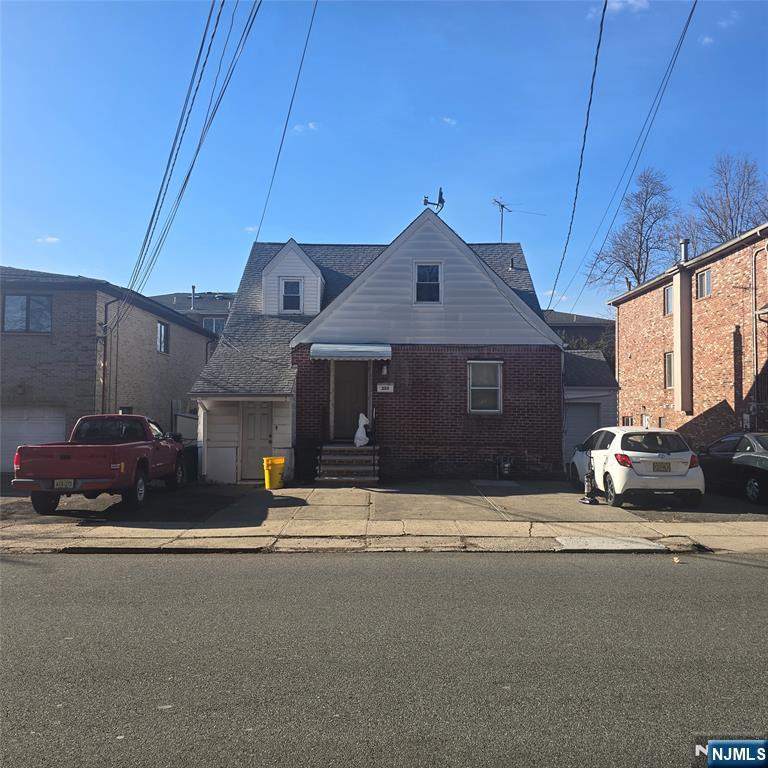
[{"xmin": 241, "ymin": 402, "xmax": 272, "ymax": 480}]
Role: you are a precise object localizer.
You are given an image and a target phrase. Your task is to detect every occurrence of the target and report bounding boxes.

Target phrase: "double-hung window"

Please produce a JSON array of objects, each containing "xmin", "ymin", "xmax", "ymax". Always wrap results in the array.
[
  {"xmin": 3, "ymin": 295, "xmax": 52, "ymax": 332},
  {"xmin": 663, "ymin": 285, "xmax": 673, "ymax": 316},
  {"xmin": 157, "ymin": 321, "xmax": 170, "ymax": 353},
  {"xmin": 415, "ymin": 264, "xmax": 441, "ymax": 303},
  {"xmin": 203, "ymin": 317, "xmax": 226, "ymax": 335},
  {"xmin": 468, "ymin": 361, "xmax": 502, "ymax": 414},
  {"xmin": 696, "ymin": 269, "xmax": 711, "ymax": 299},
  {"xmin": 664, "ymin": 351, "xmax": 674, "ymax": 388},
  {"xmin": 280, "ymin": 278, "xmax": 303, "ymax": 313}
]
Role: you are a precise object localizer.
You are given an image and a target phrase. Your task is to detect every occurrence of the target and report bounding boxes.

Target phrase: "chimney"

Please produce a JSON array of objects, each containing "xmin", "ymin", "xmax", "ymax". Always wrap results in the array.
[
  {"xmin": 679, "ymin": 238, "xmax": 690, "ymax": 263},
  {"xmin": 191, "ymin": 285, "xmax": 196, "ymax": 310},
  {"xmin": 624, "ymin": 276, "xmax": 632, "ymax": 292}
]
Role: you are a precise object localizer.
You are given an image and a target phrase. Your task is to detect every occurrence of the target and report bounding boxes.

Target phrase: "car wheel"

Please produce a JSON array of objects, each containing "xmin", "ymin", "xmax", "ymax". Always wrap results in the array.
[
  {"xmin": 604, "ymin": 474, "xmax": 624, "ymax": 508},
  {"xmin": 744, "ymin": 474, "xmax": 765, "ymax": 504},
  {"xmin": 122, "ymin": 468, "xmax": 148, "ymax": 510},
  {"xmin": 678, "ymin": 490, "xmax": 702, "ymax": 509},
  {"xmin": 165, "ymin": 458, "xmax": 185, "ymax": 490},
  {"xmin": 569, "ymin": 463, "xmax": 582, "ymax": 489},
  {"xmin": 30, "ymin": 492, "xmax": 60, "ymax": 515}
]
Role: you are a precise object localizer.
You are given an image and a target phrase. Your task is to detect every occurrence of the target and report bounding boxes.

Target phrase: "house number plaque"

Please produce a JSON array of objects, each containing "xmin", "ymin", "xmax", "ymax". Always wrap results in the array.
[{"xmin": 377, "ymin": 383, "xmax": 395, "ymax": 393}]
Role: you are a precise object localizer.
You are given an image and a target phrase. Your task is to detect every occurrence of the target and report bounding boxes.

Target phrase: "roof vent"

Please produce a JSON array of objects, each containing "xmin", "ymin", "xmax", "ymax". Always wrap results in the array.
[{"xmin": 679, "ymin": 238, "xmax": 690, "ymax": 263}]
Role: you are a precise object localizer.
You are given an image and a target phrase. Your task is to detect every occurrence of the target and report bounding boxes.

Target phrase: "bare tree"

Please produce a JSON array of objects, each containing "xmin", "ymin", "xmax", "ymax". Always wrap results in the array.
[
  {"xmin": 691, "ymin": 154, "xmax": 768, "ymax": 248},
  {"xmin": 587, "ymin": 168, "xmax": 677, "ymax": 290}
]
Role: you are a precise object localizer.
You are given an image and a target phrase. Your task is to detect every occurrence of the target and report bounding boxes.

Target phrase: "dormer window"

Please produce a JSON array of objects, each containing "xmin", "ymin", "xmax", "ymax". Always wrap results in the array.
[
  {"xmin": 415, "ymin": 263, "xmax": 441, "ymax": 303},
  {"xmin": 280, "ymin": 278, "xmax": 303, "ymax": 313}
]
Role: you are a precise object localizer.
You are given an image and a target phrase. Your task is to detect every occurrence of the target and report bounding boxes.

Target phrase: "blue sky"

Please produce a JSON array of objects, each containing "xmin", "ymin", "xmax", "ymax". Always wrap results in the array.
[{"xmin": 2, "ymin": 0, "xmax": 766, "ymax": 316}]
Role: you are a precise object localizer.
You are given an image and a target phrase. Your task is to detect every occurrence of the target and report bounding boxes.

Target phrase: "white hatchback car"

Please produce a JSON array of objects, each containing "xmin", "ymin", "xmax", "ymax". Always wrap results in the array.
[{"xmin": 569, "ymin": 427, "xmax": 705, "ymax": 508}]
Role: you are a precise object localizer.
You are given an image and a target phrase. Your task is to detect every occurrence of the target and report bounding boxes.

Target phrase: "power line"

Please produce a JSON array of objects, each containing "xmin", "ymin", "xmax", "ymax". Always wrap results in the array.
[
  {"xmin": 114, "ymin": 0, "xmax": 228, "ymax": 327},
  {"xmin": 112, "ymin": 0, "xmax": 264, "ymax": 328},
  {"xmin": 252, "ymin": 0, "xmax": 319, "ymax": 244},
  {"xmin": 544, "ymin": 0, "xmax": 608, "ymax": 311},
  {"xmin": 565, "ymin": 0, "xmax": 698, "ymax": 314}
]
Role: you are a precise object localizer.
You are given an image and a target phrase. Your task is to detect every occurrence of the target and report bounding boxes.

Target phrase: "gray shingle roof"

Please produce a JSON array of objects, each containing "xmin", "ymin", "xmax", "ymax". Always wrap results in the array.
[
  {"xmin": 543, "ymin": 309, "xmax": 614, "ymax": 327},
  {"xmin": 191, "ymin": 236, "xmax": 543, "ymax": 396},
  {"xmin": 151, "ymin": 291, "xmax": 234, "ymax": 314},
  {"xmin": 1, "ymin": 266, "xmax": 215, "ymax": 338},
  {"xmin": 564, "ymin": 350, "xmax": 617, "ymax": 388}
]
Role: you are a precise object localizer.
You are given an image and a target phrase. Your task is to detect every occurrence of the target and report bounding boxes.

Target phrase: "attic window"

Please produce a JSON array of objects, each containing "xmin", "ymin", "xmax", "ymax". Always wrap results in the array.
[
  {"xmin": 415, "ymin": 264, "xmax": 441, "ymax": 303},
  {"xmin": 280, "ymin": 278, "xmax": 303, "ymax": 313}
]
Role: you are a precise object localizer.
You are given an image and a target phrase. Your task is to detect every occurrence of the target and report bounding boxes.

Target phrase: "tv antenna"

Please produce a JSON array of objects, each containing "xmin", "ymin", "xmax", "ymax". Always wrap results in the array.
[
  {"xmin": 423, "ymin": 187, "xmax": 445, "ymax": 214},
  {"xmin": 492, "ymin": 198, "xmax": 545, "ymax": 242}
]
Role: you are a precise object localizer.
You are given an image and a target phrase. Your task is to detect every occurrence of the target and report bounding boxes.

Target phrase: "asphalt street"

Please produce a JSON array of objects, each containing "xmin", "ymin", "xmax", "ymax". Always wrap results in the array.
[{"xmin": 1, "ymin": 553, "xmax": 766, "ymax": 768}]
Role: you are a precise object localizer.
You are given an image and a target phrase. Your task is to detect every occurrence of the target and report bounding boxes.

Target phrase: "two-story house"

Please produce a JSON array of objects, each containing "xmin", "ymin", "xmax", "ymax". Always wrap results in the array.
[
  {"xmin": 191, "ymin": 210, "xmax": 571, "ymax": 483},
  {"xmin": 0, "ymin": 266, "xmax": 215, "ymax": 471},
  {"xmin": 608, "ymin": 223, "xmax": 768, "ymax": 447}
]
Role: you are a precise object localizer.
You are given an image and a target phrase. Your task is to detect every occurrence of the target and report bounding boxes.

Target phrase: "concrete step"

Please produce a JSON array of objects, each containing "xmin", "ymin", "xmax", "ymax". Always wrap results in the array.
[
  {"xmin": 321, "ymin": 446, "xmax": 374, "ymax": 455},
  {"xmin": 316, "ymin": 475, "xmax": 379, "ymax": 484},
  {"xmin": 318, "ymin": 463, "xmax": 378, "ymax": 472}
]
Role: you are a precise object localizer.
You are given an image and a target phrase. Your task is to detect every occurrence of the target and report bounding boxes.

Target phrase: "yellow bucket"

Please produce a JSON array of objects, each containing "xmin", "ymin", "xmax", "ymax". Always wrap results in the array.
[{"xmin": 263, "ymin": 456, "xmax": 286, "ymax": 490}]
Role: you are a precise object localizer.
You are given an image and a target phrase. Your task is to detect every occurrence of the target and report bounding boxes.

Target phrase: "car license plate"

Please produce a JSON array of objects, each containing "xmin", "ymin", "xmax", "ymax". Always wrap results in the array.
[
  {"xmin": 54, "ymin": 479, "xmax": 74, "ymax": 490},
  {"xmin": 653, "ymin": 462, "xmax": 671, "ymax": 473}
]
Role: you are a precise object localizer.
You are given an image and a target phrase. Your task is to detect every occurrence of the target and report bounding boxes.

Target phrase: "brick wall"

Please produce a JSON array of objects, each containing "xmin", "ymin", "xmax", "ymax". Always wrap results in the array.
[
  {"xmin": 98, "ymin": 291, "xmax": 211, "ymax": 431},
  {"xmin": 616, "ymin": 236, "xmax": 768, "ymax": 447},
  {"xmin": 0, "ymin": 287, "xmax": 100, "ymax": 434},
  {"xmin": 292, "ymin": 344, "xmax": 563, "ymax": 479}
]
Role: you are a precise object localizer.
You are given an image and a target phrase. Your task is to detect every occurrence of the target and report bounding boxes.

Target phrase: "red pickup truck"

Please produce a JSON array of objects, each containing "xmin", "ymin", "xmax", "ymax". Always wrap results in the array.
[{"xmin": 12, "ymin": 414, "xmax": 186, "ymax": 515}]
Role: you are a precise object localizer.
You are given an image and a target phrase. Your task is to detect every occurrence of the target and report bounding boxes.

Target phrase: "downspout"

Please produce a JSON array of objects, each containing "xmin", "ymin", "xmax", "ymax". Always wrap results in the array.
[{"xmin": 100, "ymin": 297, "xmax": 120, "ymax": 413}]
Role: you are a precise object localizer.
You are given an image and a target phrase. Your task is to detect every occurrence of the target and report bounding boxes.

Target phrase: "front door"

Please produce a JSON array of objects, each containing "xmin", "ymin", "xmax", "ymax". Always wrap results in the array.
[
  {"xmin": 333, "ymin": 361, "xmax": 368, "ymax": 440},
  {"xmin": 241, "ymin": 402, "xmax": 272, "ymax": 480}
]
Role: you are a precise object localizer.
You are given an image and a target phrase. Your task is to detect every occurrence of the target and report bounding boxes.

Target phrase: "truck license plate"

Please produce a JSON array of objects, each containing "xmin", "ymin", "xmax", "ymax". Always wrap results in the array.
[
  {"xmin": 54, "ymin": 479, "xmax": 74, "ymax": 490},
  {"xmin": 653, "ymin": 462, "xmax": 671, "ymax": 473}
]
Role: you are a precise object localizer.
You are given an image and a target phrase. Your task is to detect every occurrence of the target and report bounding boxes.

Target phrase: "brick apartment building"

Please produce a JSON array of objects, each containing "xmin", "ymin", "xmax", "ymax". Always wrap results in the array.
[
  {"xmin": 150, "ymin": 287, "xmax": 234, "ymax": 336},
  {"xmin": 0, "ymin": 266, "xmax": 215, "ymax": 471},
  {"xmin": 608, "ymin": 223, "xmax": 768, "ymax": 448}
]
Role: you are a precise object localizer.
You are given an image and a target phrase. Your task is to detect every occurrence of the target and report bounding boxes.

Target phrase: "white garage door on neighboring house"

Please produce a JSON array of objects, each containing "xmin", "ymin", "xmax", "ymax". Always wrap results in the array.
[
  {"xmin": 1, "ymin": 407, "xmax": 67, "ymax": 472},
  {"xmin": 563, "ymin": 402, "xmax": 601, "ymax": 466}
]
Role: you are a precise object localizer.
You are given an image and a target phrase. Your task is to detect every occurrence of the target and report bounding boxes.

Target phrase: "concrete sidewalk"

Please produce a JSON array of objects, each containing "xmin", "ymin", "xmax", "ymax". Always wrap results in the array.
[{"xmin": 2, "ymin": 481, "xmax": 767, "ymax": 554}]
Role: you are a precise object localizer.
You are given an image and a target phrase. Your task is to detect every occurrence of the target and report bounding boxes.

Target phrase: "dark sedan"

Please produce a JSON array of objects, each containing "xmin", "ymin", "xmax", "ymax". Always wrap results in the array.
[{"xmin": 697, "ymin": 432, "xmax": 768, "ymax": 504}]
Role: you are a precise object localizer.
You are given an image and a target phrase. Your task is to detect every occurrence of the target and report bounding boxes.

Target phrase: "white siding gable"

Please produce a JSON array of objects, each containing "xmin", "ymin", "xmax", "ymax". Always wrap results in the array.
[
  {"xmin": 291, "ymin": 211, "xmax": 562, "ymax": 347},
  {"xmin": 262, "ymin": 240, "xmax": 324, "ymax": 316}
]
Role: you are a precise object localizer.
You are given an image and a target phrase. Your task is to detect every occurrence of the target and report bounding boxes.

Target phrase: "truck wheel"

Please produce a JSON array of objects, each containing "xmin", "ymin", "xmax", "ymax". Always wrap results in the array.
[
  {"xmin": 122, "ymin": 468, "xmax": 148, "ymax": 510},
  {"xmin": 31, "ymin": 492, "xmax": 60, "ymax": 515},
  {"xmin": 604, "ymin": 474, "xmax": 624, "ymax": 508},
  {"xmin": 165, "ymin": 458, "xmax": 185, "ymax": 490}
]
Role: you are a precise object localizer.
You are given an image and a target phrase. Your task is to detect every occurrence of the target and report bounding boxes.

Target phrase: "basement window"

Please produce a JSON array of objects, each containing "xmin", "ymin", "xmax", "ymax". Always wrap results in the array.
[
  {"xmin": 468, "ymin": 361, "xmax": 502, "ymax": 414},
  {"xmin": 280, "ymin": 278, "xmax": 303, "ymax": 313},
  {"xmin": 621, "ymin": 416, "xmax": 634, "ymax": 427},
  {"xmin": 415, "ymin": 264, "xmax": 441, "ymax": 303},
  {"xmin": 696, "ymin": 269, "xmax": 711, "ymax": 299}
]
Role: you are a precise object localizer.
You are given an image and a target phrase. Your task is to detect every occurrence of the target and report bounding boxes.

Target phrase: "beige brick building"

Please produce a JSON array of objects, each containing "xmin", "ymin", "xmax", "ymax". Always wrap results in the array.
[
  {"xmin": 1, "ymin": 267, "xmax": 214, "ymax": 471},
  {"xmin": 609, "ymin": 224, "xmax": 768, "ymax": 447}
]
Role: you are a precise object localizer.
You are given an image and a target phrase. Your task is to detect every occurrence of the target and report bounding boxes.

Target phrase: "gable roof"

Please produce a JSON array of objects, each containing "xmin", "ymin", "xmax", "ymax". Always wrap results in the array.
[
  {"xmin": 0, "ymin": 266, "xmax": 215, "ymax": 337},
  {"xmin": 190, "ymin": 210, "xmax": 554, "ymax": 396},
  {"xmin": 563, "ymin": 350, "xmax": 617, "ymax": 388}
]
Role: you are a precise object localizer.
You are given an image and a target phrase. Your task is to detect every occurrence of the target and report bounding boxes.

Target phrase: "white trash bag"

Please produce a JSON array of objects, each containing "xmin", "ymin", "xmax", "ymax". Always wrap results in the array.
[{"xmin": 354, "ymin": 413, "xmax": 370, "ymax": 447}]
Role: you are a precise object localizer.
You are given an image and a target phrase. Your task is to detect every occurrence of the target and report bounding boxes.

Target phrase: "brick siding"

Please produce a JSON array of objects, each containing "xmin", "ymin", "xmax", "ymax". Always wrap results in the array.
[
  {"xmin": 1, "ymin": 286, "xmax": 211, "ymax": 437},
  {"xmin": 292, "ymin": 343, "xmax": 563, "ymax": 479},
  {"xmin": 616, "ymin": 236, "xmax": 768, "ymax": 447}
]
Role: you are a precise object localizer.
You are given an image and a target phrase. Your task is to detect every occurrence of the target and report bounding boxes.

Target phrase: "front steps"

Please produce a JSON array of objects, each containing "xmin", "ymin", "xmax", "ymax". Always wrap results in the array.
[{"xmin": 316, "ymin": 444, "xmax": 379, "ymax": 484}]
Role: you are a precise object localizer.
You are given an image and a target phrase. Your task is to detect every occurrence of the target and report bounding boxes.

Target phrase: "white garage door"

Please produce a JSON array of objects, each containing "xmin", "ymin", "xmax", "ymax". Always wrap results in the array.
[
  {"xmin": 1, "ymin": 407, "xmax": 66, "ymax": 472},
  {"xmin": 563, "ymin": 403, "xmax": 601, "ymax": 466}
]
